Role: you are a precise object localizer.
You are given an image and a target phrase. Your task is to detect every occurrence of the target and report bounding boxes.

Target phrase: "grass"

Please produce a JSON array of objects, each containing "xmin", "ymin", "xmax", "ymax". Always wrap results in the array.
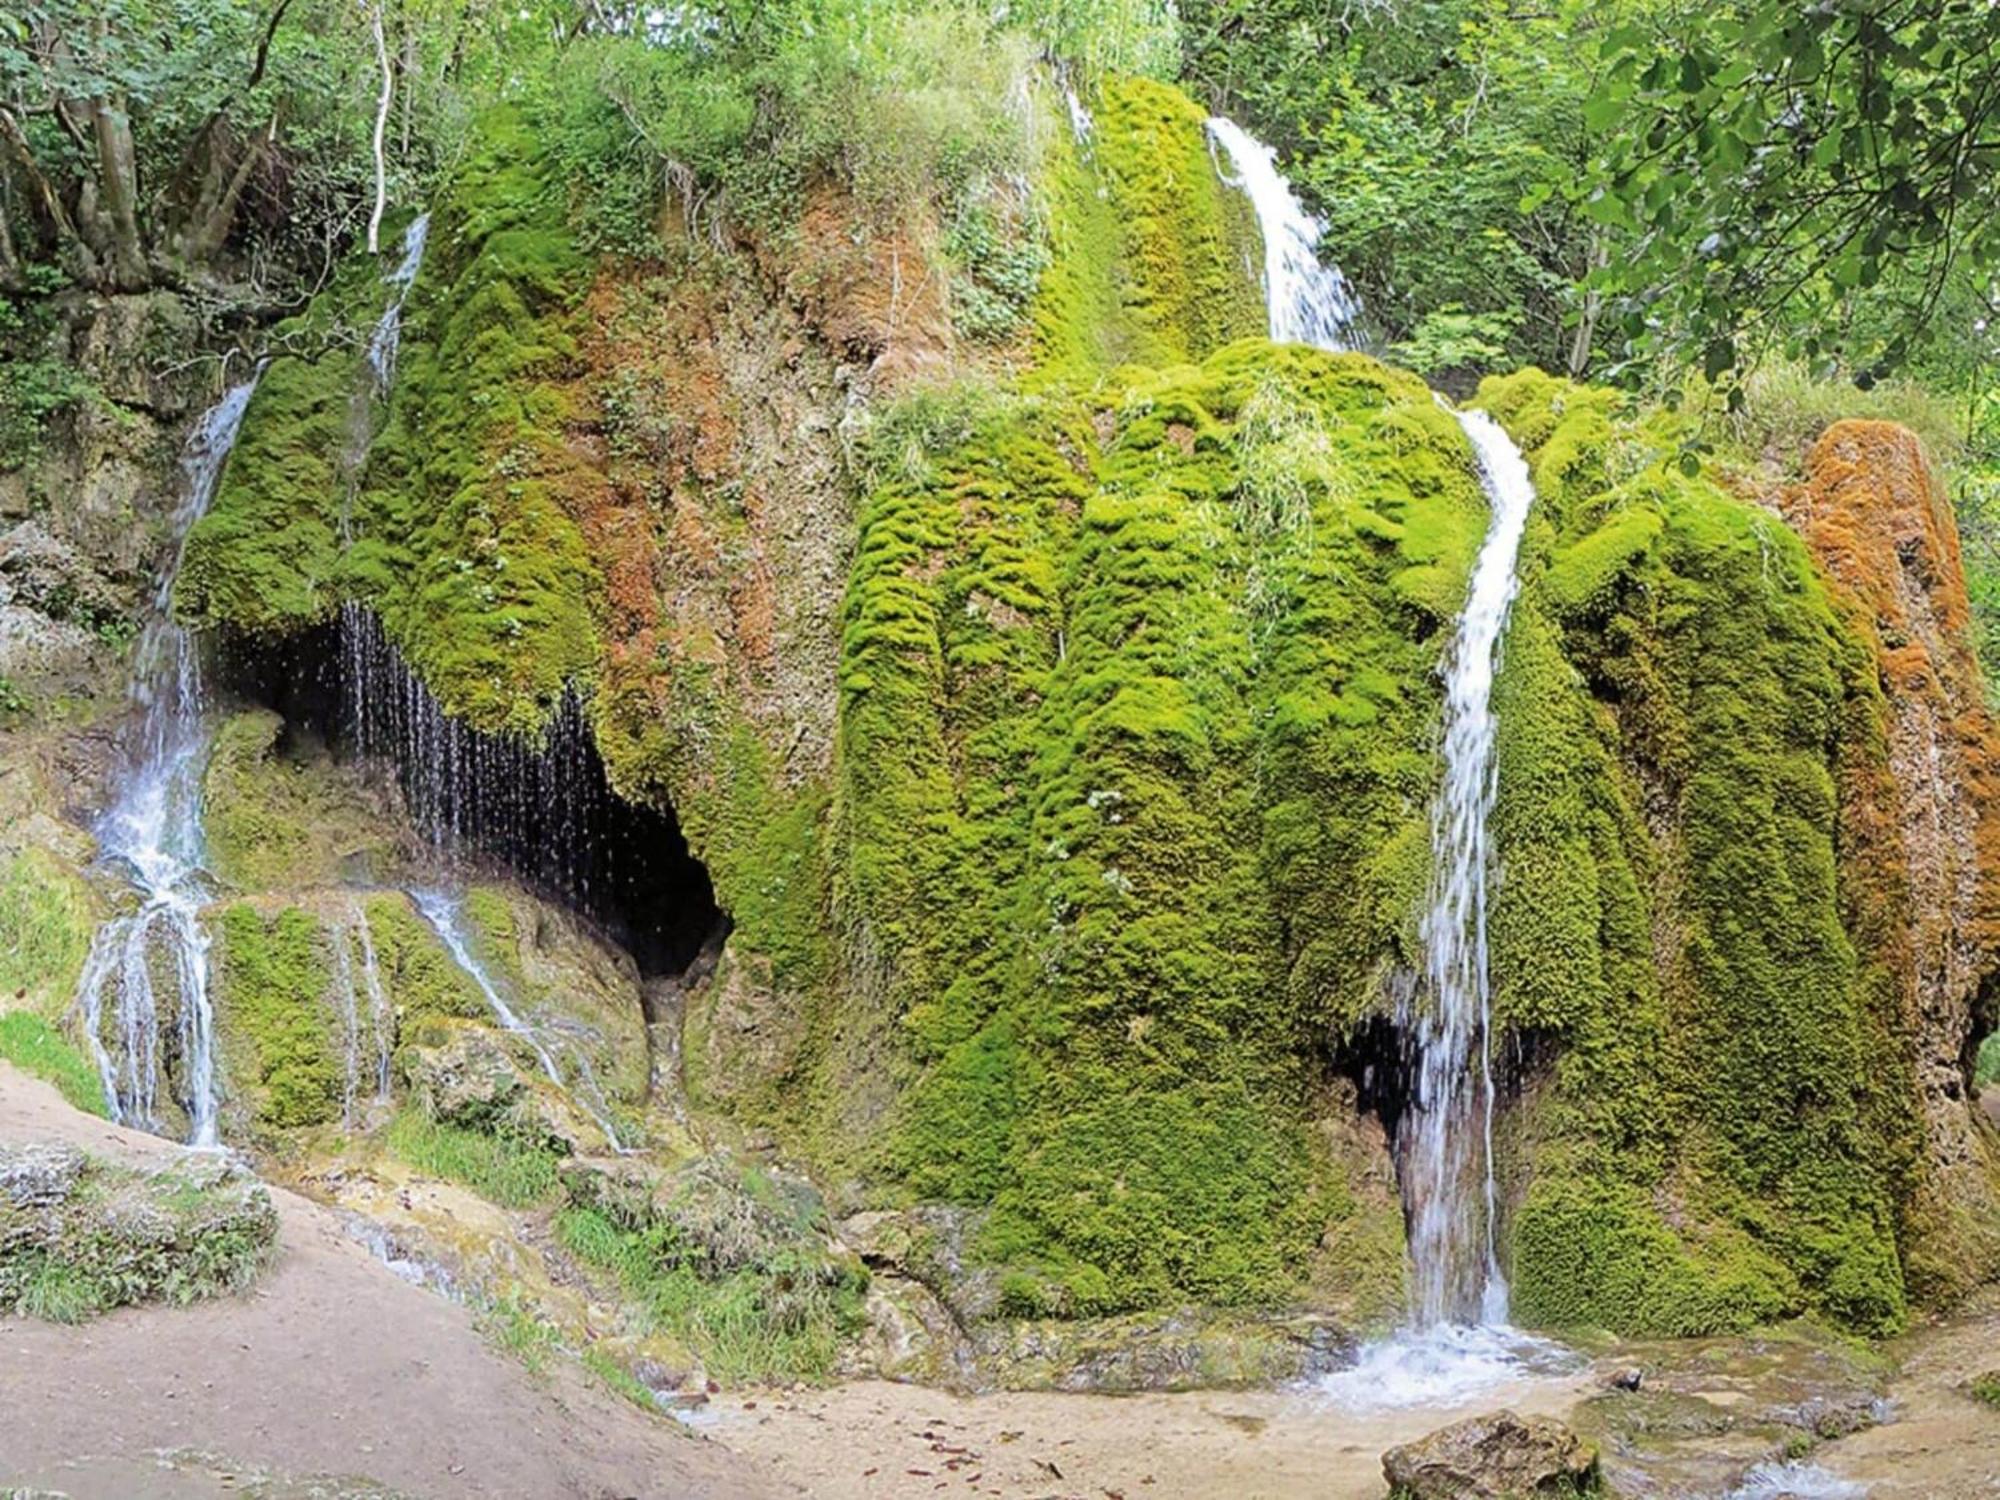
[
  {"xmin": 0, "ymin": 1012, "xmax": 107, "ymax": 1117},
  {"xmin": 582, "ymin": 1346, "xmax": 661, "ymax": 1411},
  {"xmin": 476, "ymin": 1291, "xmax": 561, "ymax": 1375},
  {"xmin": 555, "ymin": 1203, "xmax": 865, "ymax": 1385},
  {"xmin": 1971, "ymin": 1371, "xmax": 2000, "ymax": 1408},
  {"xmin": 1705, "ymin": 358, "xmax": 1971, "ymax": 476},
  {"xmin": 385, "ymin": 1110, "xmax": 563, "ymax": 1210}
]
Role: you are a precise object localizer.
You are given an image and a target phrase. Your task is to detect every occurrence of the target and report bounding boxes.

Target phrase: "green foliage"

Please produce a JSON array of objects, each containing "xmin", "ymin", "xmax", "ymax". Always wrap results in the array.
[
  {"xmin": 0, "ymin": 1149, "xmax": 277, "ymax": 1322},
  {"xmin": 385, "ymin": 1109, "xmax": 564, "ymax": 1209},
  {"xmin": 1587, "ymin": 0, "xmax": 2000, "ymax": 382},
  {"xmin": 1180, "ymin": 0, "xmax": 1608, "ymax": 374},
  {"xmin": 1976, "ymin": 1034, "xmax": 2000, "ymax": 1091},
  {"xmin": 0, "ymin": 1012, "xmax": 106, "ymax": 1117},
  {"xmin": 215, "ymin": 904, "xmax": 340, "ymax": 1129},
  {"xmin": 1971, "ymin": 1370, "xmax": 2000, "ymax": 1409},
  {"xmin": 1391, "ymin": 308, "xmax": 1523, "ymax": 381},
  {"xmin": 0, "ymin": 270, "xmax": 96, "ymax": 465},
  {"xmin": 0, "ymin": 848, "xmax": 93, "ymax": 1008}
]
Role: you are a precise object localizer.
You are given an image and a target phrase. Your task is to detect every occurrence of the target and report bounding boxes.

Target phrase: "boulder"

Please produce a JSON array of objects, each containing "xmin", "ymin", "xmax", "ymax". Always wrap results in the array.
[{"xmin": 1383, "ymin": 1409, "xmax": 1602, "ymax": 1499}]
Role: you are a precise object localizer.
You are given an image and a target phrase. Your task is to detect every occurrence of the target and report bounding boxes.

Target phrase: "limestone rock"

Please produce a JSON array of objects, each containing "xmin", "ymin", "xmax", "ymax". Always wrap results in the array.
[
  {"xmin": 1382, "ymin": 1409, "xmax": 1601, "ymax": 1499},
  {"xmin": 0, "ymin": 1142, "xmax": 85, "ymax": 1209}
]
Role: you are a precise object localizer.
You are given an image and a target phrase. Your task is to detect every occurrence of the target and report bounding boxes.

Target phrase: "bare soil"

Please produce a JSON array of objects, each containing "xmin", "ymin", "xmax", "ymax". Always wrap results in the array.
[{"xmin": 0, "ymin": 1061, "xmax": 790, "ymax": 1500}]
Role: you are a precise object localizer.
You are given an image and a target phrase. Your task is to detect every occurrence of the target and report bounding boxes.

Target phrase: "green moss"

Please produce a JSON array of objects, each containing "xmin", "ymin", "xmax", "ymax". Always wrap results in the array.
[
  {"xmin": 349, "ymin": 108, "xmax": 599, "ymax": 736},
  {"xmin": 831, "ymin": 342, "xmax": 1485, "ymax": 1313},
  {"xmin": 1029, "ymin": 76, "xmax": 1265, "ymax": 382},
  {"xmin": 200, "ymin": 710, "xmax": 394, "ymax": 890},
  {"xmin": 214, "ymin": 904, "xmax": 341, "ymax": 1129},
  {"xmin": 0, "ymin": 848, "xmax": 92, "ymax": 1008},
  {"xmin": 1486, "ymin": 372, "xmax": 1917, "ymax": 1338},
  {"xmin": 363, "ymin": 893, "xmax": 487, "ymax": 1027},
  {"xmin": 0, "ymin": 1012, "xmax": 107, "ymax": 1116}
]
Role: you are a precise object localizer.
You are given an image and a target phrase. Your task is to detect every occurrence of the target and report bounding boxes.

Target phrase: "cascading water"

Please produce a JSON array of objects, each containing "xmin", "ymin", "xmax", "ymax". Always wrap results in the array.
[
  {"xmin": 74, "ymin": 374, "xmax": 261, "ymax": 1146},
  {"xmin": 366, "ymin": 212, "xmax": 429, "ymax": 392},
  {"xmin": 1402, "ymin": 406, "xmax": 1533, "ymax": 1328},
  {"xmin": 1208, "ymin": 115, "xmax": 1567, "ymax": 1393},
  {"xmin": 1204, "ymin": 117, "xmax": 1364, "ymax": 351}
]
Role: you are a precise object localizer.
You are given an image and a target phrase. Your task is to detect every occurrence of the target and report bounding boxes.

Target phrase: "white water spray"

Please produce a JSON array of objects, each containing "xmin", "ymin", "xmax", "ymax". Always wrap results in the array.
[
  {"xmin": 1204, "ymin": 116, "xmax": 1363, "ymax": 351},
  {"xmin": 75, "ymin": 374, "xmax": 261, "ymax": 1146}
]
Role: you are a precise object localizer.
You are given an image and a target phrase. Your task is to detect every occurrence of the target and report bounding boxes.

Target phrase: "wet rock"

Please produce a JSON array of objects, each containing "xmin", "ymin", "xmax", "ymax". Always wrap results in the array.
[
  {"xmin": 1790, "ymin": 1391, "xmax": 1882, "ymax": 1440},
  {"xmin": 1381, "ymin": 1409, "xmax": 1602, "ymax": 1499},
  {"xmin": 405, "ymin": 1023, "xmax": 529, "ymax": 1130},
  {"xmin": 1608, "ymin": 1367, "xmax": 1644, "ymax": 1392}
]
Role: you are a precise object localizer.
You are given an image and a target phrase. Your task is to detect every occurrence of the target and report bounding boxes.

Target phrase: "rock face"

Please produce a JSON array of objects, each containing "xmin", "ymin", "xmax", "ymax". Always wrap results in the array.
[
  {"xmin": 1784, "ymin": 419, "xmax": 2000, "ymax": 1298},
  {"xmin": 1382, "ymin": 1410, "xmax": 1601, "ymax": 1499}
]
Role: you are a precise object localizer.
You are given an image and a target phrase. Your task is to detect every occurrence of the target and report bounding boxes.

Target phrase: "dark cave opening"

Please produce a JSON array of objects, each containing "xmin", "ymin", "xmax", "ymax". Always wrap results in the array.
[{"xmin": 215, "ymin": 614, "xmax": 729, "ymax": 979}]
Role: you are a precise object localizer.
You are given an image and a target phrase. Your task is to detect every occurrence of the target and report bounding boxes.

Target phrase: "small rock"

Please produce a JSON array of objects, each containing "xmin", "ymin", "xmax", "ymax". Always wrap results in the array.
[
  {"xmin": 0, "ymin": 1142, "xmax": 86, "ymax": 1209},
  {"xmin": 1609, "ymin": 1366, "xmax": 1644, "ymax": 1392},
  {"xmin": 1381, "ymin": 1408, "xmax": 1603, "ymax": 1499}
]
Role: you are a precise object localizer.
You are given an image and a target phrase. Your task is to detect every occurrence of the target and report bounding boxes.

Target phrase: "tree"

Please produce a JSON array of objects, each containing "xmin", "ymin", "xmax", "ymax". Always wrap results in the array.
[
  {"xmin": 1588, "ymin": 0, "xmax": 2000, "ymax": 384},
  {"xmin": 0, "ymin": 0, "xmax": 377, "ymax": 293}
]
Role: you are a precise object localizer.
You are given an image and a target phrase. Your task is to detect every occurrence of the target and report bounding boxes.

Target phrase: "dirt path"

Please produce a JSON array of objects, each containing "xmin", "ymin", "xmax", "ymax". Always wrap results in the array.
[
  {"xmin": 0, "ymin": 1061, "xmax": 791, "ymax": 1500},
  {"xmin": 700, "ymin": 1371, "xmax": 1592, "ymax": 1500}
]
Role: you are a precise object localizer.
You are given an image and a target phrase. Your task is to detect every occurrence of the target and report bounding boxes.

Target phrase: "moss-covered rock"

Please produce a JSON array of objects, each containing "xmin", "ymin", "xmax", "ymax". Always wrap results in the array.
[
  {"xmin": 1480, "ymin": 369, "xmax": 1932, "ymax": 1338},
  {"xmin": 0, "ymin": 1141, "xmax": 276, "ymax": 1321},
  {"xmin": 214, "ymin": 902, "xmax": 342, "ymax": 1130}
]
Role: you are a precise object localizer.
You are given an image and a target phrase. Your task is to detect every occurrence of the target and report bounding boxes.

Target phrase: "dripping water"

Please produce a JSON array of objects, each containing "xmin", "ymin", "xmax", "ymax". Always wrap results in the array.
[
  {"xmin": 1208, "ymin": 115, "xmax": 1570, "ymax": 1395},
  {"xmin": 366, "ymin": 212, "xmax": 429, "ymax": 393},
  {"xmin": 74, "ymin": 373, "xmax": 261, "ymax": 1146}
]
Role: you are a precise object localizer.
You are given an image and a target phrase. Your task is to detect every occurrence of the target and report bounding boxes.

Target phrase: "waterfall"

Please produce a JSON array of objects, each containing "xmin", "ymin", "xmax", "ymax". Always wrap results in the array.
[
  {"xmin": 1211, "ymin": 116, "xmax": 1542, "ymax": 1341},
  {"xmin": 331, "ymin": 917, "xmax": 363, "ymax": 1127},
  {"xmin": 75, "ymin": 374, "xmax": 261, "ymax": 1146},
  {"xmin": 366, "ymin": 212, "xmax": 429, "ymax": 392},
  {"xmin": 1204, "ymin": 117, "xmax": 1364, "ymax": 351},
  {"xmin": 410, "ymin": 888, "xmax": 627, "ymax": 1152},
  {"xmin": 1402, "ymin": 407, "xmax": 1533, "ymax": 1327}
]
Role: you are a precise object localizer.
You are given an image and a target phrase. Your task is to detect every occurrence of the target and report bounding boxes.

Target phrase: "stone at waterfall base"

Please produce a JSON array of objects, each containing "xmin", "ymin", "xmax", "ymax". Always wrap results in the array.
[{"xmin": 1382, "ymin": 1409, "xmax": 1604, "ymax": 1498}]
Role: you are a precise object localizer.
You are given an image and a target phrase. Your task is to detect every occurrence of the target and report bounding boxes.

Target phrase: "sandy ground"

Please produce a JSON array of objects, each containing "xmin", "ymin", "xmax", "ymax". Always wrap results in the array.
[
  {"xmin": 0, "ymin": 1061, "xmax": 791, "ymax": 1500},
  {"xmin": 1814, "ymin": 1289, "xmax": 2000, "ymax": 1499},
  {"xmin": 701, "ymin": 1371, "xmax": 1592, "ymax": 1500}
]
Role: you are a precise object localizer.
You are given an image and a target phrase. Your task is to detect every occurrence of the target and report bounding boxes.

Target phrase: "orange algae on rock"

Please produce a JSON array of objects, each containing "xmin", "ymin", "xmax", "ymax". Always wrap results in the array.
[{"xmin": 1785, "ymin": 419, "xmax": 2000, "ymax": 1299}]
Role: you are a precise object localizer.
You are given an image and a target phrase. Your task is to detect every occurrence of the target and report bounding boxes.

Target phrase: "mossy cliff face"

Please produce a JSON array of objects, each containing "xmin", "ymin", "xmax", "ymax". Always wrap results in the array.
[
  {"xmin": 128, "ymin": 69, "xmax": 2000, "ymax": 1347},
  {"xmin": 1478, "ymin": 370, "xmax": 2000, "ymax": 1338},
  {"xmin": 831, "ymin": 344, "xmax": 1481, "ymax": 1315}
]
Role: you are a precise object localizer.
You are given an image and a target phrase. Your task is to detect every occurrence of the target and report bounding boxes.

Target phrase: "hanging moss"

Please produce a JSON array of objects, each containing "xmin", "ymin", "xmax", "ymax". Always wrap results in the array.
[{"xmin": 362, "ymin": 893, "xmax": 488, "ymax": 1031}]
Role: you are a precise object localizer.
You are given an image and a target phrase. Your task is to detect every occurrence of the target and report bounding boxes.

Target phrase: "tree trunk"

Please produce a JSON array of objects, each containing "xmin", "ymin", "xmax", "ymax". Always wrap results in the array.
[
  {"xmin": 368, "ymin": 0, "xmax": 392, "ymax": 253},
  {"xmin": 0, "ymin": 203, "xmax": 23, "ymax": 292},
  {"xmin": 0, "ymin": 107, "xmax": 102, "ymax": 285},
  {"xmin": 90, "ymin": 94, "xmax": 150, "ymax": 289},
  {"xmin": 183, "ymin": 118, "xmax": 274, "ymax": 265}
]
